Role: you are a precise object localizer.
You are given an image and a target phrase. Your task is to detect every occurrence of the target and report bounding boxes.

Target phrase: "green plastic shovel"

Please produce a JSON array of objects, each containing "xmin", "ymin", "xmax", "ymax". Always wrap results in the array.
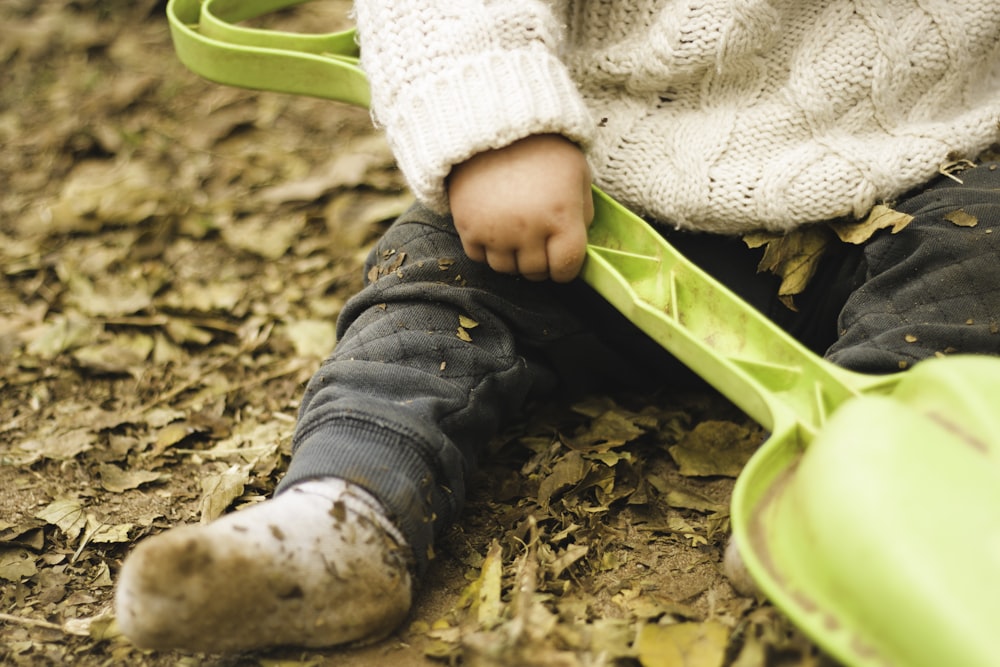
[{"xmin": 165, "ymin": 1, "xmax": 1000, "ymax": 664}]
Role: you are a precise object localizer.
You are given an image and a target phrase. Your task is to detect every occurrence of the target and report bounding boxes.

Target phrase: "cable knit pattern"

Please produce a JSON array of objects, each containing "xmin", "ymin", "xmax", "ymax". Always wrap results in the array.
[{"xmin": 354, "ymin": 0, "xmax": 1000, "ymax": 233}]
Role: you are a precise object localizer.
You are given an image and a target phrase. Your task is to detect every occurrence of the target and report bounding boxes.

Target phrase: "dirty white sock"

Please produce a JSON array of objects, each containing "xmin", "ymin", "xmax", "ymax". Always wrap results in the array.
[
  {"xmin": 115, "ymin": 478, "xmax": 413, "ymax": 652},
  {"xmin": 722, "ymin": 535, "xmax": 759, "ymax": 597}
]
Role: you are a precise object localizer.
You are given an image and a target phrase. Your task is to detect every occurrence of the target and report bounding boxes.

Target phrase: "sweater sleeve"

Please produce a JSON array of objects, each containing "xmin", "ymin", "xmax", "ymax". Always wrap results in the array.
[{"xmin": 353, "ymin": 0, "xmax": 596, "ymax": 212}]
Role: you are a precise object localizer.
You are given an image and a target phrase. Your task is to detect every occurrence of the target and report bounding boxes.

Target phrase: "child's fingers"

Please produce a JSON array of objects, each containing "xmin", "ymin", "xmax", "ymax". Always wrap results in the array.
[
  {"xmin": 461, "ymin": 239, "xmax": 487, "ymax": 264},
  {"xmin": 545, "ymin": 183, "xmax": 593, "ymax": 283},
  {"xmin": 546, "ymin": 226, "xmax": 588, "ymax": 283},
  {"xmin": 485, "ymin": 248, "xmax": 519, "ymax": 275},
  {"xmin": 515, "ymin": 245, "xmax": 551, "ymax": 281}
]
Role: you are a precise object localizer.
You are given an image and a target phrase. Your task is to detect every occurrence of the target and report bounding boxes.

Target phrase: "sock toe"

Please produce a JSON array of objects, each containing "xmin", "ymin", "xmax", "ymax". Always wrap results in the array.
[{"xmin": 115, "ymin": 480, "xmax": 413, "ymax": 652}]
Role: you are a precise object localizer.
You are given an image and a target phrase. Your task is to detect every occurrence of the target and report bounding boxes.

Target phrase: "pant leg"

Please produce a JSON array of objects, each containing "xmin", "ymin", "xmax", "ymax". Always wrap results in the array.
[
  {"xmin": 662, "ymin": 228, "xmax": 863, "ymax": 357},
  {"xmin": 277, "ymin": 201, "xmax": 863, "ymax": 572},
  {"xmin": 826, "ymin": 162, "xmax": 1000, "ymax": 372},
  {"xmin": 277, "ymin": 204, "xmax": 677, "ymax": 573}
]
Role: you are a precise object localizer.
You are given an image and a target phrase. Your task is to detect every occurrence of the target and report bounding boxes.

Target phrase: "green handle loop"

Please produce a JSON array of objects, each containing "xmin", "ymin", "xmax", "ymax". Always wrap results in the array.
[{"xmin": 167, "ymin": 0, "xmax": 369, "ymax": 106}]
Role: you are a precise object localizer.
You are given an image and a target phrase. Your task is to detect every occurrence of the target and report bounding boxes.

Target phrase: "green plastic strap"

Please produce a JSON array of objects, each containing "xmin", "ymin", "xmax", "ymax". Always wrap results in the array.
[{"xmin": 166, "ymin": 0, "xmax": 369, "ymax": 106}]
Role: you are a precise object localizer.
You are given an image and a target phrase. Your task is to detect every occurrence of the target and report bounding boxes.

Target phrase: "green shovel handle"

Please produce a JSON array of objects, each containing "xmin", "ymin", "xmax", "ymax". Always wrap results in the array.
[
  {"xmin": 583, "ymin": 190, "xmax": 898, "ymax": 434},
  {"xmin": 167, "ymin": 0, "xmax": 369, "ymax": 106}
]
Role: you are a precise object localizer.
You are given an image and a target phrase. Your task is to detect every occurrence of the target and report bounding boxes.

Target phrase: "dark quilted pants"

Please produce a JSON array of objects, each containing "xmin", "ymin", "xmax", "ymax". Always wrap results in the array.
[
  {"xmin": 280, "ymin": 162, "xmax": 1000, "ymax": 571},
  {"xmin": 827, "ymin": 163, "xmax": 1000, "ymax": 370}
]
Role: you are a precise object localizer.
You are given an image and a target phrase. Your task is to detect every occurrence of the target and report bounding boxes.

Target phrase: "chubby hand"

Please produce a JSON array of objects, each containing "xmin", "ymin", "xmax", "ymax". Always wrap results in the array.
[{"xmin": 447, "ymin": 134, "xmax": 594, "ymax": 283}]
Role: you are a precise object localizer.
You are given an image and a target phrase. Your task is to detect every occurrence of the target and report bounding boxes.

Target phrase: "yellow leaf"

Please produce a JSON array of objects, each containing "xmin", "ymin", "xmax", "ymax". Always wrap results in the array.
[
  {"xmin": 745, "ymin": 226, "xmax": 831, "ymax": 305},
  {"xmin": 830, "ymin": 204, "xmax": 913, "ymax": 244},
  {"xmin": 476, "ymin": 540, "xmax": 504, "ymax": 627},
  {"xmin": 456, "ymin": 540, "xmax": 504, "ymax": 628},
  {"xmin": 456, "ymin": 327, "xmax": 472, "ymax": 342},
  {"xmin": 637, "ymin": 621, "xmax": 729, "ymax": 667},
  {"xmin": 458, "ymin": 315, "xmax": 479, "ymax": 329},
  {"xmin": 944, "ymin": 209, "xmax": 978, "ymax": 227}
]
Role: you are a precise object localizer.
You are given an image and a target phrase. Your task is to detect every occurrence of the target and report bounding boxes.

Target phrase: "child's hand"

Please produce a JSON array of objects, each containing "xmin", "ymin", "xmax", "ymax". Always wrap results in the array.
[{"xmin": 447, "ymin": 134, "xmax": 594, "ymax": 283}]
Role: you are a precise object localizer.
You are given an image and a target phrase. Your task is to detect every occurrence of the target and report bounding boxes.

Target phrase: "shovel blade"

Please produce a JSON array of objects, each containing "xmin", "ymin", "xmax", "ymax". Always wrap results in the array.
[{"xmin": 744, "ymin": 355, "xmax": 1000, "ymax": 667}]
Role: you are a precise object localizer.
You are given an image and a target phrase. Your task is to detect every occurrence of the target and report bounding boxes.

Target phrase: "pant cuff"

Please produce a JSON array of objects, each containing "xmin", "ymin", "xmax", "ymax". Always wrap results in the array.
[{"xmin": 277, "ymin": 416, "xmax": 459, "ymax": 575}]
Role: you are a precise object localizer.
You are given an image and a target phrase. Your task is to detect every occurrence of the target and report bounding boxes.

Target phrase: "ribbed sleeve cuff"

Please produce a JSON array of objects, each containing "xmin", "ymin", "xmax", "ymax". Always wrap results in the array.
[{"xmin": 376, "ymin": 49, "xmax": 596, "ymax": 212}]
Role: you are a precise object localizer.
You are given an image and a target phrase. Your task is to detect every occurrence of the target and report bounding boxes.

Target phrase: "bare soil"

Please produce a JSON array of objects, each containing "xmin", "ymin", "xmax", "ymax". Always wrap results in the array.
[{"xmin": 1, "ymin": 2, "xmax": 833, "ymax": 666}]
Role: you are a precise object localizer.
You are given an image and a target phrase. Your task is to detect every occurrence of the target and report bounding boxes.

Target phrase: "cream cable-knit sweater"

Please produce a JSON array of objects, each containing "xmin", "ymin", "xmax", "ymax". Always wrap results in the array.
[{"xmin": 354, "ymin": 1, "xmax": 1000, "ymax": 234}]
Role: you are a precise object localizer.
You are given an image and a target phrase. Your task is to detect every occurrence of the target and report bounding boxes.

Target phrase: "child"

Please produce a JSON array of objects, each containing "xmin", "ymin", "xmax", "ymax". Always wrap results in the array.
[{"xmin": 115, "ymin": 0, "xmax": 1000, "ymax": 652}]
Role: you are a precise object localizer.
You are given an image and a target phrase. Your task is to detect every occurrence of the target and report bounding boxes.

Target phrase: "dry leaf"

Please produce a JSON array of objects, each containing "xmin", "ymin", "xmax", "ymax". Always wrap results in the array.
[
  {"xmin": 221, "ymin": 214, "xmax": 307, "ymax": 260},
  {"xmin": 548, "ymin": 543, "xmax": 588, "ymax": 578},
  {"xmin": 72, "ymin": 333, "xmax": 155, "ymax": 375},
  {"xmin": 35, "ymin": 499, "xmax": 89, "ymax": 541},
  {"xmin": 830, "ymin": 204, "xmax": 914, "ymax": 244},
  {"xmin": 0, "ymin": 523, "xmax": 46, "ymax": 551},
  {"xmin": 537, "ymin": 451, "xmax": 588, "ymax": 507},
  {"xmin": 96, "ymin": 463, "xmax": 167, "ymax": 494},
  {"xmin": 260, "ymin": 136, "xmax": 395, "ymax": 202},
  {"xmin": 939, "ymin": 159, "xmax": 977, "ymax": 183},
  {"xmin": 282, "ymin": 319, "xmax": 336, "ymax": 358},
  {"xmin": 665, "ymin": 488, "xmax": 728, "ymax": 513},
  {"xmin": 668, "ymin": 421, "xmax": 760, "ymax": 477},
  {"xmin": 163, "ymin": 279, "xmax": 247, "ymax": 315},
  {"xmin": 199, "ymin": 465, "xmax": 250, "ymax": 523},
  {"xmin": 149, "ymin": 421, "xmax": 201, "ymax": 457},
  {"xmin": 0, "ymin": 548, "xmax": 39, "ymax": 582},
  {"xmin": 636, "ymin": 621, "xmax": 729, "ymax": 667},
  {"xmin": 23, "ymin": 315, "xmax": 99, "ymax": 359},
  {"xmin": 163, "ymin": 317, "xmax": 216, "ymax": 346},
  {"xmin": 744, "ymin": 225, "xmax": 830, "ymax": 304},
  {"xmin": 585, "ymin": 617, "xmax": 635, "ymax": 659},
  {"xmin": 18, "ymin": 428, "xmax": 95, "ymax": 463},
  {"xmin": 944, "ymin": 209, "xmax": 978, "ymax": 227},
  {"xmin": 44, "ymin": 159, "xmax": 167, "ymax": 232},
  {"xmin": 476, "ymin": 541, "xmax": 504, "ymax": 627},
  {"xmin": 63, "ymin": 608, "xmax": 121, "ymax": 640},
  {"xmin": 566, "ymin": 409, "xmax": 651, "ymax": 452},
  {"xmin": 64, "ymin": 270, "xmax": 161, "ymax": 318},
  {"xmin": 87, "ymin": 520, "xmax": 134, "ymax": 544}
]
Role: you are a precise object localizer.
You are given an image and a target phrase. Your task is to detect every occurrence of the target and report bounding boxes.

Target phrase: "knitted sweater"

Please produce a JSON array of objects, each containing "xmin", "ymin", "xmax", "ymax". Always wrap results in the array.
[{"xmin": 354, "ymin": 1, "xmax": 1000, "ymax": 234}]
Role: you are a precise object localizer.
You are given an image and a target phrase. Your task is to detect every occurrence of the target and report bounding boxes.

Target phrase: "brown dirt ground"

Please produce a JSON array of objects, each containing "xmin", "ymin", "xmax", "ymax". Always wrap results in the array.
[{"xmin": 1, "ymin": 2, "xmax": 835, "ymax": 666}]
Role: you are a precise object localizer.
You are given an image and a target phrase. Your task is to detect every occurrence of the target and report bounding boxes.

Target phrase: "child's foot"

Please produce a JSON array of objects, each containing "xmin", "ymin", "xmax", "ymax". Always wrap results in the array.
[
  {"xmin": 115, "ymin": 478, "xmax": 413, "ymax": 652},
  {"xmin": 722, "ymin": 535, "xmax": 758, "ymax": 597}
]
